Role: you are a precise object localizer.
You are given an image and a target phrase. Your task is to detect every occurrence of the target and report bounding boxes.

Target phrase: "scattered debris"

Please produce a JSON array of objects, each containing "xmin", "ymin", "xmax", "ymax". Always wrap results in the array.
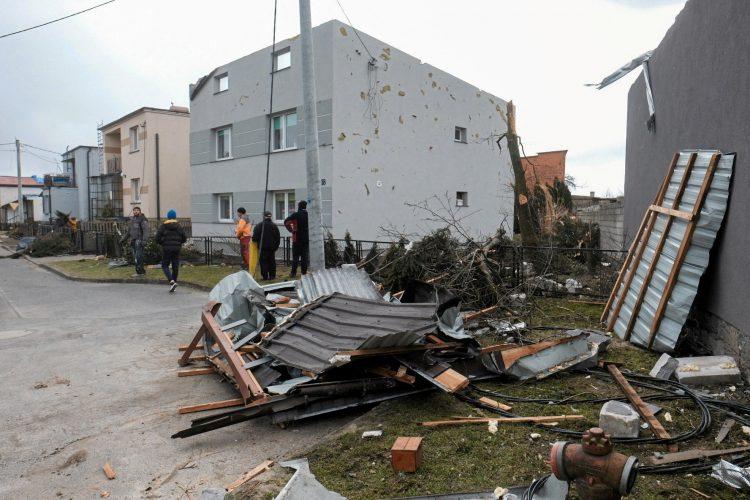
[
  {"xmin": 102, "ymin": 462, "xmax": 116, "ymax": 480},
  {"xmin": 716, "ymin": 418, "xmax": 736, "ymax": 444},
  {"xmin": 663, "ymin": 412, "xmax": 673, "ymax": 423},
  {"xmin": 711, "ymin": 460, "xmax": 750, "ymax": 490},
  {"xmin": 530, "ymin": 433, "xmax": 541, "ymax": 440},
  {"xmin": 649, "ymin": 353, "xmax": 678, "ymax": 380},
  {"xmin": 276, "ymin": 458, "xmax": 345, "ymax": 499},
  {"xmin": 674, "ymin": 356, "xmax": 742, "ymax": 386},
  {"xmin": 226, "ymin": 459, "xmax": 273, "ymax": 493},
  {"xmin": 391, "ymin": 437, "xmax": 423, "ymax": 472},
  {"xmin": 650, "ymin": 446, "xmax": 750, "ymax": 466},
  {"xmin": 488, "ymin": 420, "xmax": 498, "ymax": 434},
  {"xmin": 420, "ymin": 415, "xmax": 584, "ymax": 427},
  {"xmin": 599, "ymin": 401, "xmax": 640, "ymax": 438},
  {"xmin": 361, "ymin": 430, "xmax": 383, "ymax": 439},
  {"xmin": 61, "ymin": 450, "xmax": 87, "ymax": 469}
]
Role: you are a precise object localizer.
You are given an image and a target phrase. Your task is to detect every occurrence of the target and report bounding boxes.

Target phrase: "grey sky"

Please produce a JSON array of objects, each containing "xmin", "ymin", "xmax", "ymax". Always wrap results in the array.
[{"xmin": 0, "ymin": 0, "xmax": 686, "ymax": 195}]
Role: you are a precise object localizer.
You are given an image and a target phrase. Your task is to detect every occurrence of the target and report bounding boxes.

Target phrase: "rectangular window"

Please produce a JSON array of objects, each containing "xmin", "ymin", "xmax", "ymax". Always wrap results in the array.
[
  {"xmin": 273, "ymin": 191, "xmax": 296, "ymax": 222},
  {"xmin": 216, "ymin": 126, "xmax": 232, "ymax": 159},
  {"xmin": 215, "ymin": 73, "xmax": 228, "ymax": 93},
  {"xmin": 272, "ymin": 111, "xmax": 298, "ymax": 151},
  {"xmin": 218, "ymin": 194, "xmax": 233, "ymax": 222},
  {"xmin": 273, "ymin": 48, "xmax": 291, "ymax": 71},
  {"xmin": 456, "ymin": 191, "xmax": 468, "ymax": 207},
  {"xmin": 129, "ymin": 126, "xmax": 139, "ymax": 151},
  {"xmin": 131, "ymin": 178, "xmax": 141, "ymax": 202},
  {"xmin": 454, "ymin": 126, "xmax": 467, "ymax": 143}
]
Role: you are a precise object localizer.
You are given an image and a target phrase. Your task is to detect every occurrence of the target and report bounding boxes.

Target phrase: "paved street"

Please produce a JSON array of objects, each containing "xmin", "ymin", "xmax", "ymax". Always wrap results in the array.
[{"xmin": 0, "ymin": 257, "xmax": 347, "ymax": 498}]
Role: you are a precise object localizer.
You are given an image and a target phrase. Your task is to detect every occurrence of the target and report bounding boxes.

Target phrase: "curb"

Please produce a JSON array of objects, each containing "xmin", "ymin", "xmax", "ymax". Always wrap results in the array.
[{"xmin": 24, "ymin": 256, "xmax": 213, "ymax": 292}]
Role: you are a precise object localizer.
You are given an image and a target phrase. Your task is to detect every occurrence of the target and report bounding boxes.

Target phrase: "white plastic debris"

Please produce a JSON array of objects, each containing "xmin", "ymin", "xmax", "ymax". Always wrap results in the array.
[
  {"xmin": 488, "ymin": 420, "xmax": 498, "ymax": 434},
  {"xmin": 327, "ymin": 354, "xmax": 351, "ymax": 367},
  {"xmin": 711, "ymin": 460, "xmax": 750, "ymax": 490},
  {"xmin": 664, "ymin": 412, "xmax": 673, "ymax": 423},
  {"xmin": 565, "ymin": 279, "xmax": 582, "ymax": 293},
  {"xmin": 530, "ymin": 433, "xmax": 541, "ymax": 440},
  {"xmin": 361, "ymin": 430, "xmax": 383, "ymax": 439}
]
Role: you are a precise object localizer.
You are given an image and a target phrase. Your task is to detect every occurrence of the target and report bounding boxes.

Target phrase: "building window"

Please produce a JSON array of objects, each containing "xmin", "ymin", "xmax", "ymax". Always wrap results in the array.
[
  {"xmin": 218, "ymin": 194, "xmax": 233, "ymax": 222},
  {"xmin": 454, "ymin": 126, "xmax": 467, "ymax": 143},
  {"xmin": 273, "ymin": 48, "xmax": 291, "ymax": 71},
  {"xmin": 456, "ymin": 191, "xmax": 468, "ymax": 207},
  {"xmin": 216, "ymin": 126, "xmax": 232, "ymax": 160},
  {"xmin": 272, "ymin": 111, "xmax": 297, "ymax": 151},
  {"xmin": 131, "ymin": 178, "xmax": 141, "ymax": 202},
  {"xmin": 273, "ymin": 191, "xmax": 296, "ymax": 222},
  {"xmin": 215, "ymin": 73, "xmax": 228, "ymax": 93},
  {"xmin": 130, "ymin": 126, "xmax": 139, "ymax": 151}
]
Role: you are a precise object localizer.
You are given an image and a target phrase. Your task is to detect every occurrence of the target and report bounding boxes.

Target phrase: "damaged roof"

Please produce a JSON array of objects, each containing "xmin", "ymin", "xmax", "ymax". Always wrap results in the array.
[
  {"xmin": 295, "ymin": 266, "xmax": 383, "ymax": 304},
  {"xmin": 259, "ymin": 293, "xmax": 438, "ymax": 374}
]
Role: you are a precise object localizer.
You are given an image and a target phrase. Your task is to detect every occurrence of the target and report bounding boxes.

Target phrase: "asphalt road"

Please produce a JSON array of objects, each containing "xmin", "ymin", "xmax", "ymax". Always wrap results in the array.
[{"xmin": 0, "ymin": 256, "xmax": 347, "ymax": 499}]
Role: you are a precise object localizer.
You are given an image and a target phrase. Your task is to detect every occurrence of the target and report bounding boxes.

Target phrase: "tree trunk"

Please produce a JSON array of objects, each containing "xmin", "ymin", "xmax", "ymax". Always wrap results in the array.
[{"xmin": 505, "ymin": 101, "xmax": 538, "ymax": 246}]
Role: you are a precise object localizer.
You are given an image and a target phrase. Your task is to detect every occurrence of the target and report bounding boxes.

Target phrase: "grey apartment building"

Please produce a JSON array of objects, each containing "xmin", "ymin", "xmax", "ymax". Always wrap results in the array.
[{"xmin": 189, "ymin": 20, "xmax": 514, "ymax": 240}]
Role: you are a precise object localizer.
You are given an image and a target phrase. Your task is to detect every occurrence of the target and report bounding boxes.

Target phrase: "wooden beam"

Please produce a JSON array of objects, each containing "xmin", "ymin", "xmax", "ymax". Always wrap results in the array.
[
  {"xmin": 463, "ymin": 305, "xmax": 500, "ymax": 323},
  {"xmin": 648, "ymin": 204, "xmax": 693, "ymax": 221},
  {"xmin": 606, "ymin": 364, "xmax": 677, "ymax": 452},
  {"xmin": 368, "ymin": 366, "xmax": 416, "ymax": 385},
  {"xmin": 602, "ymin": 153, "xmax": 680, "ymax": 329},
  {"xmin": 178, "ymin": 301, "xmax": 221, "ymax": 366},
  {"xmin": 478, "ymin": 396, "xmax": 512, "ymax": 411},
  {"xmin": 178, "ymin": 398, "xmax": 245, "ymax": 414},
  {"xmin": 179, "ymin": 344, "xmax": 204, "ymax": 352},
  {"xmin": 497, "ymin": 336, "xmax": 580, "ymax": 369},
  {"xmin": 177, "ymin": 367, "xmax": 215, "ymax": 377},
  {"xmin": 622, "ymin": 152, "xmax": 697, "ymax": 340},
  {"xmin": 226, "ymin": 459, "xmax": 274, "ymax": 492},
  {"xmin": 420, "ymin": 415, "xmax": 584, "ymax": 427},
  {"xmin": 647, "ymin": 153, "xmax": 722, "ymax": 349},
  {"xmin": 649, "ymin": 446, "xmax": 750, "ymax": 466}
]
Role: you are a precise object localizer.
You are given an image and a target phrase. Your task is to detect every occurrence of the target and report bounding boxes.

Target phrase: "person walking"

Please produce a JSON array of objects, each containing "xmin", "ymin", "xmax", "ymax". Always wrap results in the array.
[
  {"xmin": 235, "ymin": 207, "xmax": 252, "ymax": 270},
  {"xmin": 123, "ymin": 206, "xmax": 149, "ymax": 277},
  {"xmin": 284, "ymin": 200, "xmax": 309, "ymax": 278},
  {"xmin": 253, "ymin": 211, "xmax": 281, "ymax": 280},
  {"xmin": 156, "ymin": 209, "xmax": 187, "ymax": 293}
]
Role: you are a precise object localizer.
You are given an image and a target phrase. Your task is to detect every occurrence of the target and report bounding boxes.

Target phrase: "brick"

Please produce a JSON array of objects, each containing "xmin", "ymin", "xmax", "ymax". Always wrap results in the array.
[
  {"xmin": 599, "ymin": 401, "xmax": 640, "ymax": 438},
  {"xmin": 649, "ymin": 353, "xmax": 678, "ymax": 380},
  {"xmin": 391, "ymin": 436, "xmax": 423, "ymax": 472},
  {"xmin": 674, "ymin": 356, "xmax": 742, "ymax": 386}
]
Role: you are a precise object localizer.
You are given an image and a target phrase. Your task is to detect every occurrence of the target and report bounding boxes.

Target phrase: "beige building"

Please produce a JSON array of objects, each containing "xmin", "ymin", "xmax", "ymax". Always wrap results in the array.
[{"xmin": 99, "ymin": 106, "xmax": 190, "ymax": 219}]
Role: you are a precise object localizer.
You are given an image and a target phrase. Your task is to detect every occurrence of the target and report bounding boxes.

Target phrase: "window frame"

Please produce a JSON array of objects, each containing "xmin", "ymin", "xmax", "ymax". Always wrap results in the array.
[
  {"xmin": 272, "ymin": 190, "xmax": 296, "ymax": 223},
  {"xmin": 131, "ymin": 178, "xmax": 142, "ymax": 203},
  {"xmin": 129, "ymin": 126, "xmax": 140, "ymax": 152},
  {"xmin": 456, "ymin": 191, "xmax": 468, "ymax": 207},
  {"xmin": 271, "ymin": 111, "xmax": 298, "ymax": 152},
  {"xmin": 273, "ymin": 48, "xmax": 291, "ymax": 72},
  {"xmin": 215, "ymin": 73, "xmax": 229, "ymax": 93},
  {"xmin": 215, "ymin": 126, "xmax": 232, "ymax": 160},
  {"xmin": 217, "ymin": 193, "xmax": 233, "ymax": 223},
  {"xmin": 454, "ymin": 126, "xmax": 467, "ymax": 143}
]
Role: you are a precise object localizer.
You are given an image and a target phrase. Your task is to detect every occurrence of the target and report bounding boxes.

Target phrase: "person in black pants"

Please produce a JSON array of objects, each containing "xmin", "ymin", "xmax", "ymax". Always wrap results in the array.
[
  {"xmin": 156, "ymin": 209, "xmax": 187, "ymax": 292},
  {"xmin": 253, "ymin": 210, "xmax": 281, "ymax": 280},
  {"xmin": 284, "ymin": 200, "xmax": 309, "ymax": 277}
]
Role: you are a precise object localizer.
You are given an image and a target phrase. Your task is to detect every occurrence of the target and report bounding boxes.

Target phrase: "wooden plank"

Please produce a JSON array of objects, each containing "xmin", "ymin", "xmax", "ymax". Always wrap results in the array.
[
  {"xmin": 648, "ymin": 204, "xmax": 693, "ymax": 221},
  {"xmin": 498, "ymin": 336, "xmax": 580, "ymax": 369},
  {"xmin": 601, "ymin": 152, "xmax": 680, "ymax": 325},
  {"xmin": 649, "ymin": 445, "xmax": 750, "ymax": 466},
  {"xmin": 478, "ymin": 396, "xmax": 512, "ymax": 411},
  {"xmin": 368, "ymin": 366, "xmax": 416, "ymax": 385},
  {"xmin": 623, "ymin": 152, "xmax": 697, "ymax": 340},
  {"xmin": 226, "ymin": 459, "xmax": 274, "ymax": 492},
  {"xmin": 178, "ymin": 398, "xmax": 245, "ymax": 415},
  {"xmin": 177, "ymin": 367, "xmax": 215, "ymax": 377},
  {"xmin": 179, "ymin": 344, "xmax": 204, "ymax": 352},
  {"xmin": 102, "ymin": 462, "xmax": 116, "ymax": 480},
  {"xmin": 463, "ymin": 305, "xmax": 500, "ymax": 323},
  {"xmin": 178, "ymin": 302, "xmax": 221, "ymax": 366},
  {"xmin": 433, "ymin": 369, "xmax": 469, "ymax": 393},
  {"xmin": 607, "ymin": 364, "xmax": 677, "ymax": 452},
  {"xmin": 420, "ymin": 415, "xmax": 584, "ymax": 427},
  {"xmin": 647, "ymin": 153, "xmax": 722, "ymax": 349}
]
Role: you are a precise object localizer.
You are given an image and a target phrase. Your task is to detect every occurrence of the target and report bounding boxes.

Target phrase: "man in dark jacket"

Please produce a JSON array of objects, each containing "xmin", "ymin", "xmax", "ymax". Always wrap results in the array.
[
  {"xmin": 252, "ymin": 211, "xmax": 281, "ymax": 280},
  {"xmin": 156, "ymin": 209, "xmax": 187, "ymax": 292},
  {"xmin": 284, "ymin": 200, "xmax": 309, "ymax": 277},
  {"xmin": 124, "ymin": 206, "xmax": 149, "ymax": 277}
]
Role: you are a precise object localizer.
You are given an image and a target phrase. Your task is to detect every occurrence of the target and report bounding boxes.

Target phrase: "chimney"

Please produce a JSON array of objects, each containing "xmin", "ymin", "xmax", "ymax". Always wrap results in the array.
[{"xmin": 590, "ymin": 191, "xmax": 595, "ymax": 198}]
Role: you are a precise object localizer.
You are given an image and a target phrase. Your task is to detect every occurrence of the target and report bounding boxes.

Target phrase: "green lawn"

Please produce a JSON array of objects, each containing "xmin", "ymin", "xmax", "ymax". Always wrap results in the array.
[
  {"xmin": 300, "ymin": 298, "xmax": 744, "ymax": 500},
  {"xmin": 47, "ymin": 259, "xmax": 291, "ymax": 288}
]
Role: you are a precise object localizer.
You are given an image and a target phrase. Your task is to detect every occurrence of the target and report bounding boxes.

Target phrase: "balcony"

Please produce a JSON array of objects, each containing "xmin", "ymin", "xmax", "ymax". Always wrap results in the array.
[{"xmin": 106, "ymin": 155, "xmax": 121, "ymax": 174}]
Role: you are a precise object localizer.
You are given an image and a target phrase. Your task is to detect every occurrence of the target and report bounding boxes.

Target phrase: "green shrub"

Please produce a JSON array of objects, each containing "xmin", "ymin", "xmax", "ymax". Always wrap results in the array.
[{"xmin": 28, "ymin": 233, "xmax": 74, "ymax": 257}]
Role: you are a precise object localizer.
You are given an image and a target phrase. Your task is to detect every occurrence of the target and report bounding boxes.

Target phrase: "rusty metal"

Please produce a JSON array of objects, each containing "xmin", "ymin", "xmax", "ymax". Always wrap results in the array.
[{"xmin": 550, "ymin": 427, "xmax": 638, "ymax": 500}]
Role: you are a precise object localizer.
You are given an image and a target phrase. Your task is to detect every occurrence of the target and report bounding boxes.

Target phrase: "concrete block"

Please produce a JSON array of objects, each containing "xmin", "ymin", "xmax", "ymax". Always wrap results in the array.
[
  {"xmin": 649, "ymin": 353, "xmax": 679, "ymax": 380},
  {"xmin": 599, "ymin": 401, "xmax": 640, "ymax": 438},
  {"xmin": 674, "ymin": 356, "xmax": 742, "ymax": 386}
]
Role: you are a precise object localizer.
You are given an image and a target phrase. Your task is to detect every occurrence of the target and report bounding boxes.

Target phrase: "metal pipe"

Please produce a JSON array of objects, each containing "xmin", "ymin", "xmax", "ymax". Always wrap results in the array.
[
  {"xmin": 15, "ymin": 139, "xmax": 24, "ymax": 223},
  {"xmin": 155, "ymin": 133, "xmax": 161, "ymax": 220}
]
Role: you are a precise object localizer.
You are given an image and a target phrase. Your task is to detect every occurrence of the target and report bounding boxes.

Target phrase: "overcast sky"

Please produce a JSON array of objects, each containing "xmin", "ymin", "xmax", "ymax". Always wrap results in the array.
[{"xmin": 0, "ymin": 0, "xmax": 686, "ymax": 195}]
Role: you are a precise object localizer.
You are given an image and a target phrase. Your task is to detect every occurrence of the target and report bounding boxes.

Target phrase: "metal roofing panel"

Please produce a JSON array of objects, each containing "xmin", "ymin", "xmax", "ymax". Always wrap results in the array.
[
  {"xmin": 606, "ymin": 150, "xmax": 734, "ymax": 351},
  {"xmin": 295, "ymin": 265, "xmax": 383, "ymax": 304},
  {"xmin": 259, "ymin": 293, "xmax": 438, "ymax": 373}
]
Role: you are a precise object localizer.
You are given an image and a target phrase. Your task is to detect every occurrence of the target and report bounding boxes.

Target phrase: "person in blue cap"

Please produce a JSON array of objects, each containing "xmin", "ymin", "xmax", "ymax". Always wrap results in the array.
[{"xmin": 155, "ymin": 209, "xmax": 187, "ymax": 292}]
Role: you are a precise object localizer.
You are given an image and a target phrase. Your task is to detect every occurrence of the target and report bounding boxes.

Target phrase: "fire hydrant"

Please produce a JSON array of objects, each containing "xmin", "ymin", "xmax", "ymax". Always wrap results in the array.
[{"xmin": 550, "ymin": 427, "xmax": 638, "ymax": 500}]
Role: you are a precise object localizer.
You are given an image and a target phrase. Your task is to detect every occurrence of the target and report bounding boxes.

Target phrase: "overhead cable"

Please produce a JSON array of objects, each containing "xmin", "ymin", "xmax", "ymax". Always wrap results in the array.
[{"xmin": 0, "ymin": 0, "xmax": 116, "ymax": 40}]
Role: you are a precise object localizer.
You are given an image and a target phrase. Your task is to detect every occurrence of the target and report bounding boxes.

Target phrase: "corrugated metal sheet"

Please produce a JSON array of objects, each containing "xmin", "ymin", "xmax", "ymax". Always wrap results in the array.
[
  {"xmin": 260, "ymin": 293, "xmax": 438, "ymax": 373},
  {"xmin": 295, "ymin": 265, "xmax": 383, "ymax": 304},
  {"xmin": 607, "ymin": 150, "xmax": 734, "ymax": 351}
]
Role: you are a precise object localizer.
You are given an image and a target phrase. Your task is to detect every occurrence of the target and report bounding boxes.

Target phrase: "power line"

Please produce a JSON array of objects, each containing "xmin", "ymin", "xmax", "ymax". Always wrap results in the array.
[
  {"xmin": 335, "ymin": 0, "xmax": 375, "ymax": 61},
  {"xmin": 23, "ymin": 149, "xmax": 59, "ymax": 165},
  {"xmin": 22, "ymin": 143, "xmax": 62, "ymax": 155},
  {"xmin": 0, "ymin": 0, "xmax": 116, "ymax": 40}
]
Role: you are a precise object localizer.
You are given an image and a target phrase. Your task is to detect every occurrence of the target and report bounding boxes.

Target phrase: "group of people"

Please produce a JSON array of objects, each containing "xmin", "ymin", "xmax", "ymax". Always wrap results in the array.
[{"xmin": 122, "ymin": 200, "xmax": 309, "ymax": 293}]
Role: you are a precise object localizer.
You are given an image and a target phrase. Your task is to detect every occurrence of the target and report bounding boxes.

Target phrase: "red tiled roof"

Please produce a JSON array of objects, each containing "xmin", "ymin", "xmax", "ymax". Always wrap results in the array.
[{"xmin": 0, "ymin": 176, "xmax": 41, "ymax": 187}]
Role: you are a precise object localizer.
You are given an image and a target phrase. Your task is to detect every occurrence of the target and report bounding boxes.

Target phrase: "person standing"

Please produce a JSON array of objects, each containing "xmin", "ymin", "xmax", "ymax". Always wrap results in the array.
[
  {"xmin": 284, "ymin": 200, "xmax": 309, "ymax": 277},
  {"xmin": 156, "ymin": 209, "xmax": 187, "ymax": 293},
  {"xmin": 235, "ymin": 207, "xmax": 252, "ymax": 270},
  {"xmin": 124, "ymin": 206, "xmax": 149, "ymax": 277},
  {"xmin": 253, "ymin": 211, "xmax": 281, "ymax": 280}
]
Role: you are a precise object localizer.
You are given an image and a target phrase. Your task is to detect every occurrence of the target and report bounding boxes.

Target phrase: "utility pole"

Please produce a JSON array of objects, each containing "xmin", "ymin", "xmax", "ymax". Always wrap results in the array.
[
  {"xmin": 15, "ymin": 139, "xmax": 25, "ymax": 223},
  {"xmin": 298, "ymin": 0, "xmax": 325, "ymax": 271}
]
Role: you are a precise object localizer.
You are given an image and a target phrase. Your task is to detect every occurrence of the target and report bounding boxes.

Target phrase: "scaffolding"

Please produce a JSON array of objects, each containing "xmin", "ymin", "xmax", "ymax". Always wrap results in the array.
[{"xmin": 89, "ymin": 173, "xmax": 123, "ymax": 218}]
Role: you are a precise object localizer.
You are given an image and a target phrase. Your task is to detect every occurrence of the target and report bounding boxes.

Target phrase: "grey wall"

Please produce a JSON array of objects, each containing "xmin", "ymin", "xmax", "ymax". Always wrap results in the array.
[
  {"xmin": 61, "ymin": 146, "xmax": 97, "ymax": 220},
  {"xmin": 329, "ymin": 20, "xmax": 514, "ymax": 240},
  {"xmin": 577, "ymin": 198, "xmax": 624, "ymax": 251},
  {"xmin": 45, "ymin": 187, "xmax": 79, "ymax": 219},
  {"xmin": 624, "ymin": 0, "xmax": 750, "ymax": 342}
]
